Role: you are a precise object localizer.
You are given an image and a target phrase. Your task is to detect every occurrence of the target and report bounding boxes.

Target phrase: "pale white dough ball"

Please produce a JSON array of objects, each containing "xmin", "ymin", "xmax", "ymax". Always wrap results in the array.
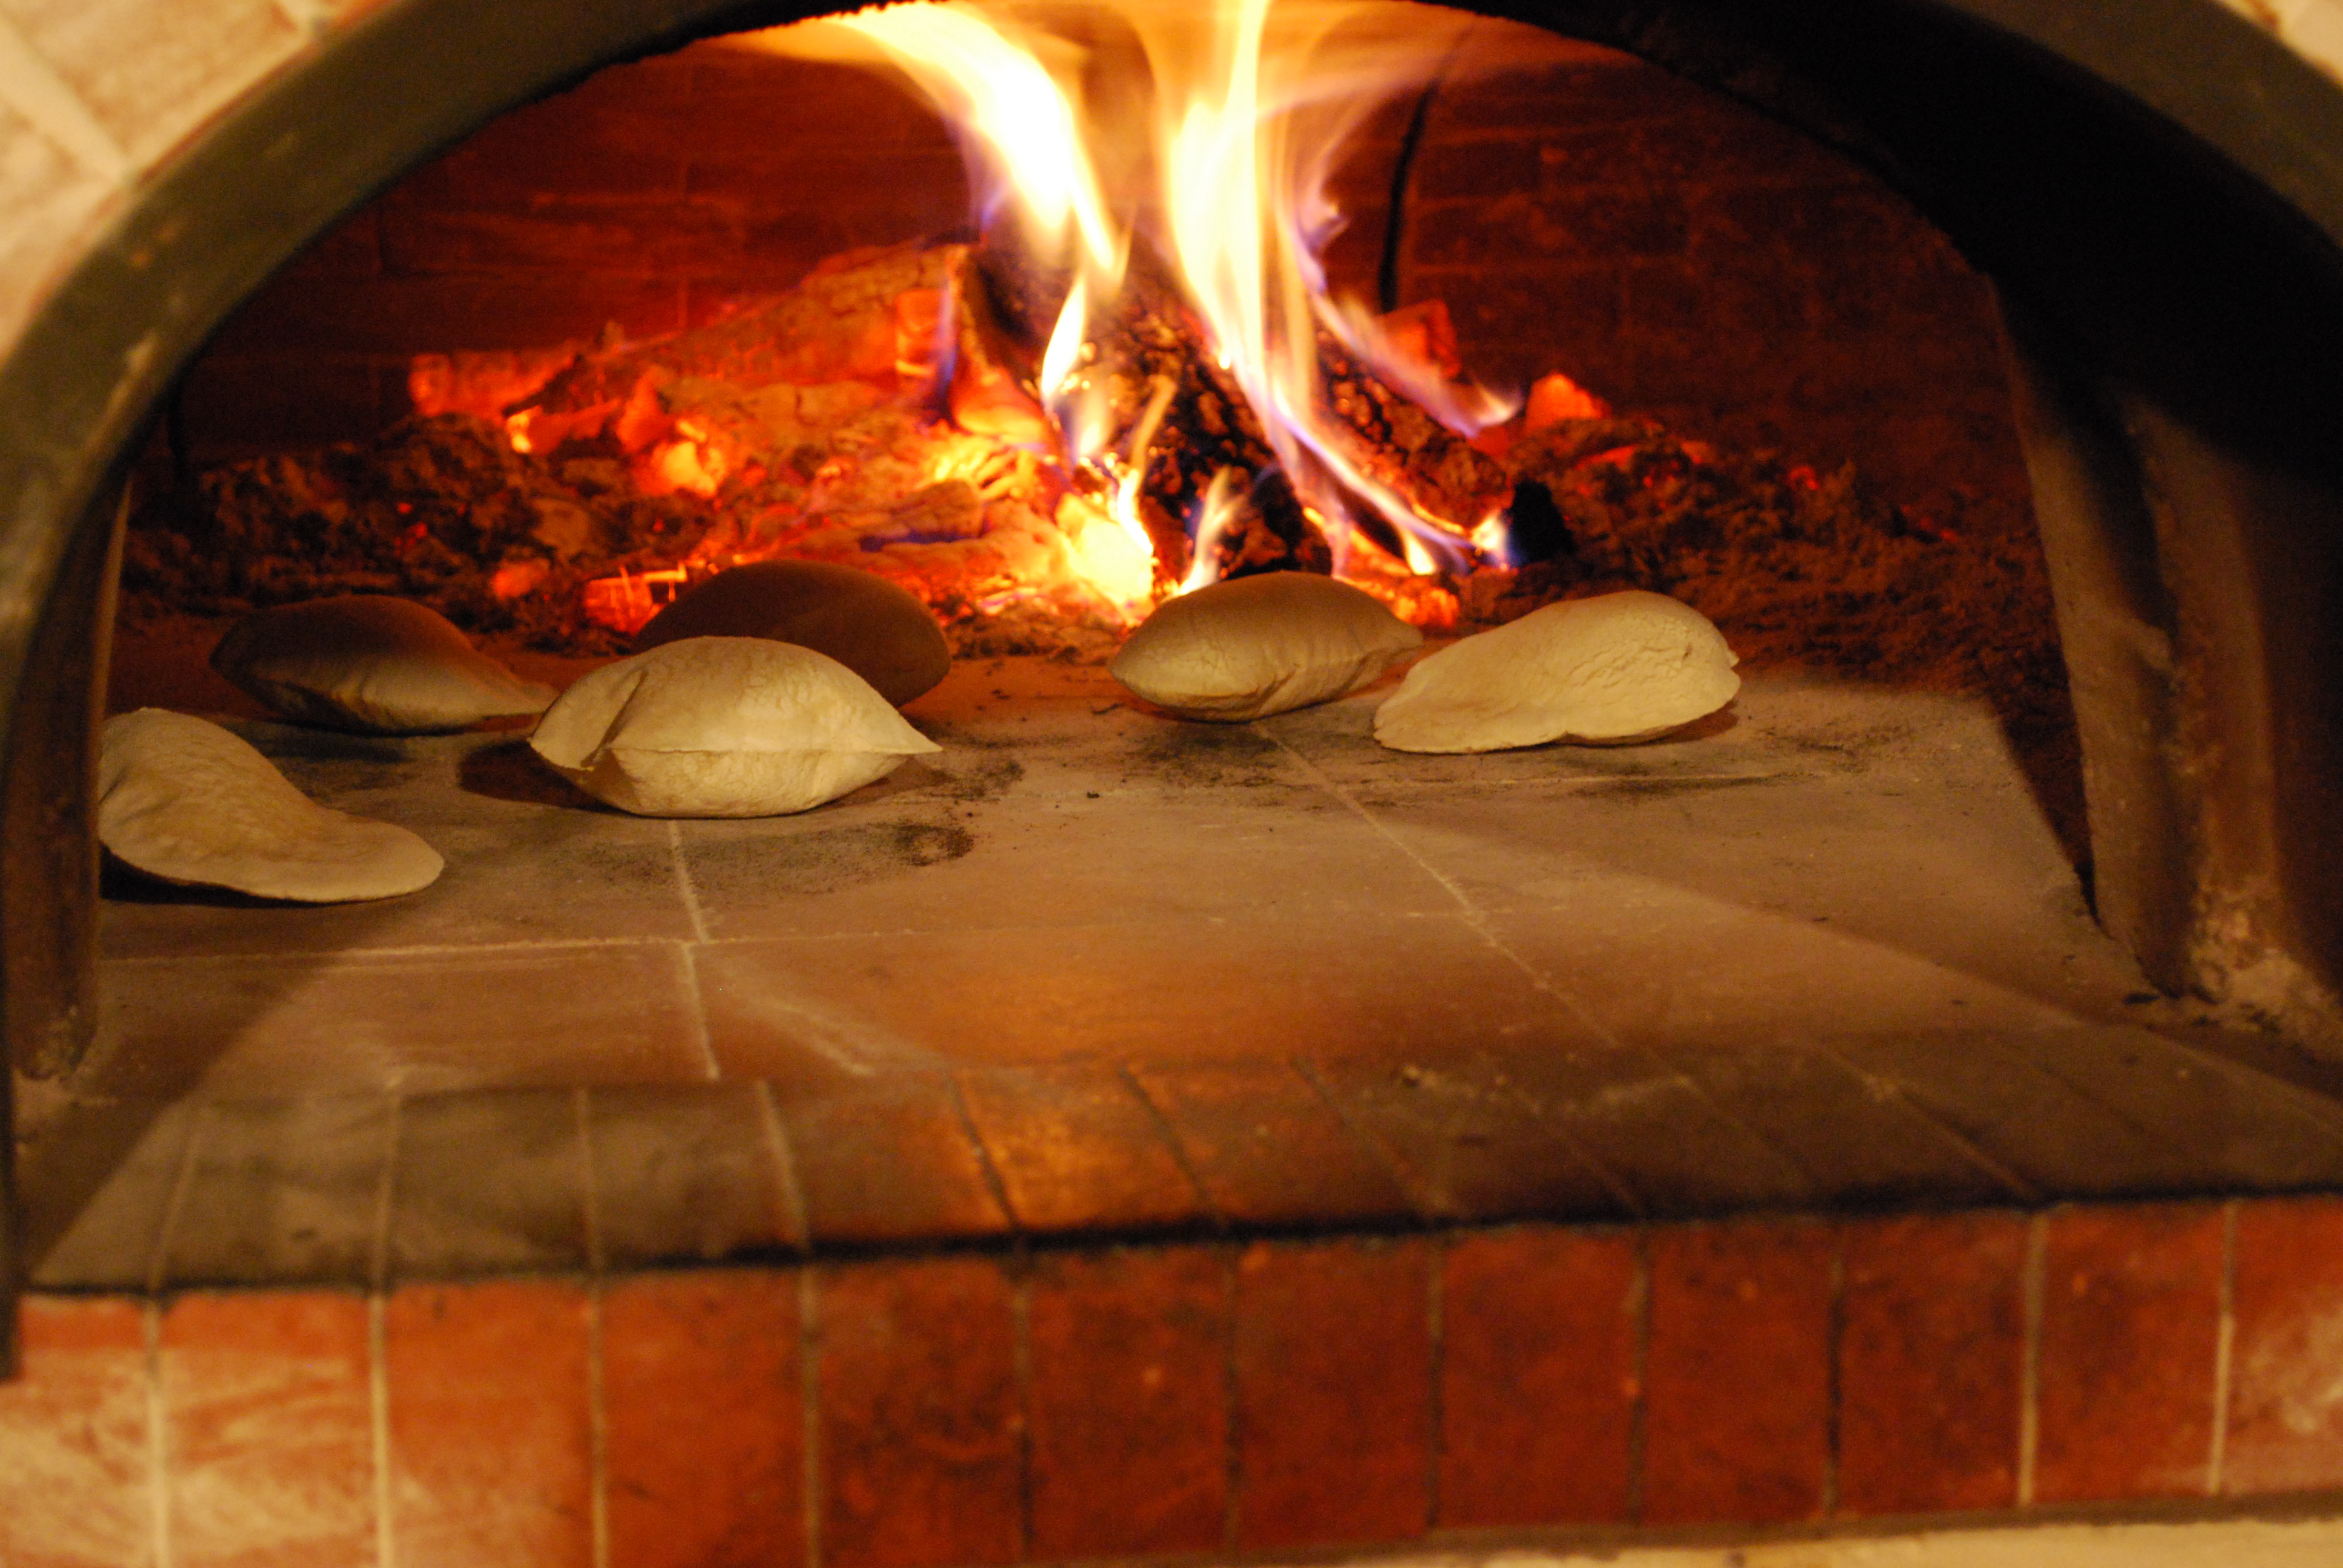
[
  {"xmin": 1110, "ymin": 572, "xmax": 1423, "ymax": 722},
  {"xmin": 1374, "ymin": 590, "xmax": 1739, "ymax": 753},
  {"xmin": 99, "ymin": 708, "xmax": 444, "ymax": 901},
  {"xmin": 529, "ymin": 636, "xmax": 940, "ymax": 817}
]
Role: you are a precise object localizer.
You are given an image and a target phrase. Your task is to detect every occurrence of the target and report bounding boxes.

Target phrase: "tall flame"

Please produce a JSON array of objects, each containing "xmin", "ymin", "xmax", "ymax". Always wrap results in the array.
[
  {"xmin": 834, "ymin": 5, "xmax": 1122, "ymax": 280},
  {"xmin": 738, "ymin": 0, "xmax": 1525, "ymax": 614}
]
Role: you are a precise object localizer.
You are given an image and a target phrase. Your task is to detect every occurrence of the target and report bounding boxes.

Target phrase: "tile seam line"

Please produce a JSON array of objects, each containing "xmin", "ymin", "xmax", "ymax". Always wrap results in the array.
[
  {"xmin": 1260, "ymin": 724, "xmax": 1819, "ymax": 1204},
  {"xmin": 1288, "ymin": 1054, "xmax": 1429, "ymax": 1220},
  {"xmin": 1967, "ymin": 1027, "xmax": 2272, "ymax": 1159},
  {"xmin": 944, "ymin": 1069, "xmax": 1023, "ymax": 1235},
  {"xmin": 146, "ymin": 1103, "xmax": 210, "ymax": 1295},
  {"xmin": 755, "ymin": 1080, "xmax": 815, "ymax": 1253},
  {"xmin": 101, "ymin": 910, "xmax": 1471, "ymax": 965},
  {"xmin": 370, "ymin": 1293, "xmax": 394, "ymax": 1568},
  {"xmin": 667, "ymin": 818, "xmax": 713, "ymax": 944},
  {"xmin": 100, "ymin": 935, "xmax": 678, "ymax": 965},
  {"xmin": 1804, "ymin": 1037, "xmax": 2044, "ymax": 1206},
  {"xmin": 146, "ymin": 1298, "xmax": 172, "ymax": 1568},
  {"xmin": 1117, "ymin": 1062, "xmax": 1226, "ymax": 1230},
  {"xmin": 673, "ymin": 940, "xmax": 719, "ymax": 1081},
  {"xmin": 2131, "ymin": 1024, "xmax": 2343, "ymax": 1145},
  {"xmin": 2210, "ymin": 1197, "xmax": 2239, "ymax": 1498}
]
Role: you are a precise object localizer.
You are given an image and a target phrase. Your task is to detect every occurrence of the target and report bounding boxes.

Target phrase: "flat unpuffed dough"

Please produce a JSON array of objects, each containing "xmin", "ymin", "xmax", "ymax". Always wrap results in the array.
[
  {"xmin": 99, "ymin": 709, "xmax": 444, "ymax": 901},
  {"xmin": 212, "ymin": 595, "xmax": 556, "ymax": 734},
  {"xmin": 1374, "ymin": 590, "xmax": 1739, "ymax": 753},
  {"xmin": 529, "ymin": 636, "xmax": 941, "ymax": 817},
  {"xmin": 1109, "ymin": 572, "xmax": 1424, "ymax": 721},
  {"xmin": 632, "ymin": 561, "xmax": 951, "ymax": 707}
]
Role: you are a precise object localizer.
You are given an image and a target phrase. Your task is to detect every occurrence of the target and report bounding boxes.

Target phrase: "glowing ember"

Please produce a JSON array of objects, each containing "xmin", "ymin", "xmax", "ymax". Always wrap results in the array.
[
  {"xmin": 1056, "ymin": 492, "xmax": 1155, "ymax": 616},
  {"xmin": 490, "ymin": 558, "xmax": 551, "ymax": 601},
  {"xmin": 582, "ymin": 567, "xmax": 693, "ymax": 635}
]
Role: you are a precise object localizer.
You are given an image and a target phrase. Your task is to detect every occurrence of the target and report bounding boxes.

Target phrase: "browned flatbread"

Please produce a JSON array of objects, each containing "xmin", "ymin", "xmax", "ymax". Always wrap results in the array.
[{"xmin": 633, "ymin": 561, "xmax": 949, "ymax": 707}]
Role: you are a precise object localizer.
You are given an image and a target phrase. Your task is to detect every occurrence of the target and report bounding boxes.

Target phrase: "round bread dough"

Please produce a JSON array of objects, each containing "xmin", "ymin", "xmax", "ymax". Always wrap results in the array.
[
  {"xmin": 1109, "ymin": 572, "xmax": 1424, "ymax": 721},
  {"xmin": 633, "ymin": 561, "xmax": 951, "ymax": 707},
  {"xmin": 529, "ymin": 636, "xmax": 942, "ymax": 817},
  {"xmin": 1374, "ymin": 590, "xmax": 1739, "ymax": 753},
  {"xmin": 99, "ymin": 708, "xmax": 444, "ymax": 901},
  {"xmin": 212, "ymin": 595, "xmax": 555, "ymax": 734}
]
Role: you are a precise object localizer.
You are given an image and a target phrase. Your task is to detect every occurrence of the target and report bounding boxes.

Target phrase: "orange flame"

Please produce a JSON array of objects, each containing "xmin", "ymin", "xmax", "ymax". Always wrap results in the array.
[{"xmin": 731, "ymin": 2, "xmax": 1547, "ymax": 624}]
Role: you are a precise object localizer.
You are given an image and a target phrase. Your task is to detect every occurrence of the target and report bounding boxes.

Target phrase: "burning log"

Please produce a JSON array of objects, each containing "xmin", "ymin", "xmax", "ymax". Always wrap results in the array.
[
  {"xmin": 965, "ymin": 240, "xmax": 1329, "ymax": 586},
  {"xmin": 1314, "ymin": 321, "xmax": 1512, "ymax": 546}
]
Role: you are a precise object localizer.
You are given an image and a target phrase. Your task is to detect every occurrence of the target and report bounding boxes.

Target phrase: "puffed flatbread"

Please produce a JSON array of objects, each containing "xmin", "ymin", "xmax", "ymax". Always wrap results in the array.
[
  {"xmin": 1374, "ymin": 590, "xmax": 1739, "ymax": 753},
  {"xmin": 1109, "ymin": 572, "xmax": 1423, "ymax": 721},
  {"xmin": 632, "ymin": 560, "xmax": 951, "ymax": 707},
  {"xmin": 212, "ymin": 595, "xmax": 555, "ymax": 734},
  {"xmin": 529, "ymin": 636, "xmax": 941, "ymax": 817},
  {"xmin": 99, "ymin": 708, "xmax": 444, "ymax": 901}
]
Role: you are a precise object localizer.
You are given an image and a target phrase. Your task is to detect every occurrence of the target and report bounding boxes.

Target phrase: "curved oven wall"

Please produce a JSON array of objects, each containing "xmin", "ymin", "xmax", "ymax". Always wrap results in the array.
[{"xmin": 7, "ymin": 0, "xmax": 2343, "ymax": 1347}]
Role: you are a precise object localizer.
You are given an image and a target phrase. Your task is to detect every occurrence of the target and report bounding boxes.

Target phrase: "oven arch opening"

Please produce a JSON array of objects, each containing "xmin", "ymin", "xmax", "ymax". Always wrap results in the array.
[{"xmin": 6, "ymin": 0, "xmax": 2343, "ymax": 1374}]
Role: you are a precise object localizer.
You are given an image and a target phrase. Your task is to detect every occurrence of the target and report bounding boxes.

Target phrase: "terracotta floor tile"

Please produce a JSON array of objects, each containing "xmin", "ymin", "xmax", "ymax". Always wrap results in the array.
[
  {"xmin": 1830, "ymin": 1030, "xmax": 2216, "ymax": 1199},
  {"xmin": 603, "ymin": 1270, "xmax": 802, "ymax": 1568},
  {"xmin": 2226, "ymin": 1197, "xmax": 2343, "ymax": 1495},
  {"xmin": 1486, "ymin": 887, "xmax": 2077, "ymax": 1054},
  {"xmin": 588, "ymin": 1083, "xmax": 802, "ymax": 1267},
  {"xmin": 388, "ymin": 1089, "xmax": 587, "ymax": 1279},
  {"xmin": 2009, "ymin": 1027, "xmax": 2343, "ymax": 1189},
  {"xmin": 161, "ymin": 1291, "xmax": 374, "ymax": 1568},
  {"xmin": 816, "ymin": 1256, "xmax": 1021, "ymax": 1568},
  {"xmin": 384, "ymin": 1279, "xmax": 594, "ymax": 1568},
  {"xmin": 677, "ymin": 791, "xmax": 1441, "ymax": 942},
  {"xmin": 1658, "ymin": 1042, "xmax": 2018, "ymax": 1209},
  {"xmin": 95, "ymin": 943, "xmax": 707, "ymax": 1099},
  {"xmin": 1308, "ymin": 1053, "xmax": 1631, "ymax": 1224},
  {"xmin": 1027, "ymin": 1247, "xmax": 1230, "ymax": 1558},
  {"xmin": 1129, "ymin": 1059, "xmax": 1413, "ymax": 1227},
  {"xmin": 22, "ymin": 1099, "xmax": 200, "ymax": 1291},
  {"xmin": 1329, "ymin": 679, "xmax": 2126, "ymax": 1020},
  {"xmin": 699, "ymin": 910, "xmax": 1577, "ymax": 1075},
  {"xmin": 769, "ymin": 1074, "xmax": 1010, "ymax": 1248},
  {"xmin": 2034, "ymin": 1203, "xmax": 2224, "ymax": 1503},
  {"xmin": 1231, "ymin": 1236, "xmax": 1434, "ymax": 1550},
  {"xmin": 0, "ymin": 1296, "xmax": 154, "ymax": 1568},
  {"xmin": 955, "ymin": 1062, "xmax": 1209, "ymax": 1235},
  {"xmin": 1438, "ymin": 1226, "xmax": 1639, "ymax": 1529},
  {"xmin": 910, "ymin": 661, "xmax": 1318, "ymax": 801},
  {"xmin": 1838, "ymin": 1212, "xmax": 2027, "ymax": 1515},
  {"xmin": 1642, "ymin": 1218, "xmax": 1835, "ymax": 1525},
  {"xmin": 158, "ymin": 1097, "xmax": 394, "ymax": 1288},
  {"xmin": 1472, "ymin": 1041, "xmax": 1814, "ymax": 1218}
]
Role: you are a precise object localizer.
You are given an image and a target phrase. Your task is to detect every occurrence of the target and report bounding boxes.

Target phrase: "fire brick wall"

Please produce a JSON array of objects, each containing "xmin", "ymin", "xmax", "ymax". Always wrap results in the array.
[{"xmin": 180, "ymin": 27, "xmax": 2027, "ymax": 525}]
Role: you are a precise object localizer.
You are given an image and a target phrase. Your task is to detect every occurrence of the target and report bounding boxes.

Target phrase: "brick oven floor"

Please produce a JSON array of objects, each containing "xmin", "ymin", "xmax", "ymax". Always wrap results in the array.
[{"xmin": 25, "ymin": 650, "xmax": 2343, "ymax": 1289}]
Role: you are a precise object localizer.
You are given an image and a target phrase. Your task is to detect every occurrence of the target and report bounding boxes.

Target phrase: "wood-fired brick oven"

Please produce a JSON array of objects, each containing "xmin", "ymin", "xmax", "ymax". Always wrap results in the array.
[{"xmin": 4, "ymin": 0, "xmax": 2343, "ymax": 1393}]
